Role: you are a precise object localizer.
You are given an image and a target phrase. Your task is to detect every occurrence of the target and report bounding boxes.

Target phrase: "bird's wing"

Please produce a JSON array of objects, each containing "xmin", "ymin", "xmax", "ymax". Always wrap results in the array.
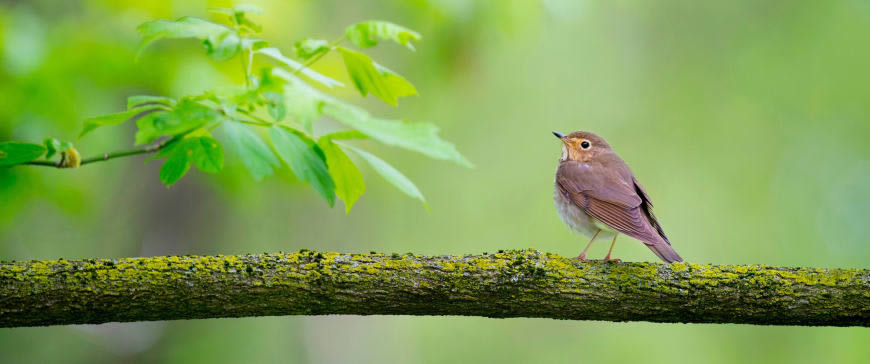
[
  {"xmin": 632, "ymin": 176, "xmax": 669, "ymax": 243},
  {"xmin": 556, "ymin": 158, "xmax": 640, "ymax": 208},
  {"xmin": 556, "ymin": 160, "xmax": 665, "ymax": 244}
]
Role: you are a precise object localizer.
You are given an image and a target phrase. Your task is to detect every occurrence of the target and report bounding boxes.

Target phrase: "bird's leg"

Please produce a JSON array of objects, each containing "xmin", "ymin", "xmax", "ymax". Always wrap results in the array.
[
  {"xmin": 574, "ymin": 230, "xmax": 601, "ymax": 261},
  {"xmin": 602, "ymin": 233, "xmax": 621, "ymax": 263}
]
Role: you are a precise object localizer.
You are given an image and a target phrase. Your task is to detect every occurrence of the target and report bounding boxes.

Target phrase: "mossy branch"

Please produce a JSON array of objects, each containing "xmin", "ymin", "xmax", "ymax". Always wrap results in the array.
[{"xmin": 0, "ymin": 249, "xmax": 868, "ymax": 328}]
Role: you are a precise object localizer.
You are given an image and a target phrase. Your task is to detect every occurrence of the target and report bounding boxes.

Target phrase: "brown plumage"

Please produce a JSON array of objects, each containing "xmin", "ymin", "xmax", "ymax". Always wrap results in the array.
[{"xmin": 553, "ymin": 131, "xmax": 682, "ymax": 263}]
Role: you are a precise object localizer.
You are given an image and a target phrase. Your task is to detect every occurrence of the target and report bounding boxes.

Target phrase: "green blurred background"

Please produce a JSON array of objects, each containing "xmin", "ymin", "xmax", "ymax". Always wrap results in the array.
[{"xmin": 2, "ymin": 0, "xmax": 869, "ymax": 362}]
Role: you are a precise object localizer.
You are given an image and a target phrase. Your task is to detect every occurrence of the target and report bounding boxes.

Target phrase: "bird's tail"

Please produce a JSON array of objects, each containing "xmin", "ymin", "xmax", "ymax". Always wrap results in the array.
[{"xmin": 646, "ymin": 242, "xmax": 683, "ymax": 263}]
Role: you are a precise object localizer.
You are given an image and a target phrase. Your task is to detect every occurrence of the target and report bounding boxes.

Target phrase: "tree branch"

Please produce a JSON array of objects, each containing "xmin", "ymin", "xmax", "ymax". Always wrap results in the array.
[{"xmin": 0, "ymin": 249, "xmax": 867, "ymax": 328}]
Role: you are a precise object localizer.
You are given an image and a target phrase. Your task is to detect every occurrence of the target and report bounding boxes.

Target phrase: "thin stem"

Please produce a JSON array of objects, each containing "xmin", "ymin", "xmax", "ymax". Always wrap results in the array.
[
  {"xmin": 235, "ymin": 108, "xmax": 272, "ymax": 126},
  {"xmin": 207, "ymin": 121, "xmax": 223, "ymax": 132},
  {"xmin": 236, "ymin": 118, "xmax": 268, "ymax": 127},
  {"xmin": 246, "ymin": 45, "xmax": 254, "ymax": 82},
  {"xmin": 21, "ymin": 137, "xmax": 180, "ymax": 169},
  {"xmin": 79, "ymin": 142, "xmax": 166, "ymax": 165},
  {"xmin": 293, "ymin": 35, "xmax": 346, "ymax": 76},
  {"xmin": 241, "ymin": 43, "xmax": 252, "ymax": 90},
  {"xmin": 22, "ymin": 160, "xmax": 57, "ymax": 166}
]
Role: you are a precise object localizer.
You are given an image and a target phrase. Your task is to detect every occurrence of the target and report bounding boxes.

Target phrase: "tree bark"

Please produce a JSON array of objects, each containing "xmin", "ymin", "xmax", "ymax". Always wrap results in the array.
[{"xmin": 0, "ymin": 249, "xmax": 867, "ymax": 328}]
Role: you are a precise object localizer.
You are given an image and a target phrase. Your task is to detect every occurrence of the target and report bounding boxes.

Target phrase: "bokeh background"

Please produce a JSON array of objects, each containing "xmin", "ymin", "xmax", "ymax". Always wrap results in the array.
[{"xmin": 2, "ymin": 0, "xmax": 869, "ymax": 362}]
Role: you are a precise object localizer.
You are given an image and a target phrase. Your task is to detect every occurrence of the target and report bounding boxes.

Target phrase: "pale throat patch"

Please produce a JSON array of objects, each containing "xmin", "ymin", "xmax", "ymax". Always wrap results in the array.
[{"xmin": 560, "ymin": 144, "xmax": 568, "ymax": 161}]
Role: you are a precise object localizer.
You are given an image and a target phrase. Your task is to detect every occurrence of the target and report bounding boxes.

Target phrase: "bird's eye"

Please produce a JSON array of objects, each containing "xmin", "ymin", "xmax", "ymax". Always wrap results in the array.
[{"xmin": 580, "ymin": 141, "xmax": 591, "ymax": 149}]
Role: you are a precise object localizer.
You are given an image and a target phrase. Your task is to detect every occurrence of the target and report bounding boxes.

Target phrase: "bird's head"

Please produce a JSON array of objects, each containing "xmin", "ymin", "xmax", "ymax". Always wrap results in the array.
[{"xmin": 552, "ymin": 131, "xmax": 612, "ymax": 162}]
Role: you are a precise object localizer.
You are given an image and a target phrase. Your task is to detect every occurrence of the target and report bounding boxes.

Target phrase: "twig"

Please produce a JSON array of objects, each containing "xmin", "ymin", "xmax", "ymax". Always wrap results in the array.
[{"xmin": 21, "ymin": 137, "xmax": 180, "ymax": 168}]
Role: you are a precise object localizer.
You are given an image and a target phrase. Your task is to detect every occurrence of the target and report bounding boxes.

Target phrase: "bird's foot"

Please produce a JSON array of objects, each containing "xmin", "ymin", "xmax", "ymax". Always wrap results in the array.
[
  {"xmin": 601, "ymin": 256, "xmax": 621, "ymax": 263},
  {"xmin": 573, "ymin": 253, "xmax": 589, "ymax": 262}
]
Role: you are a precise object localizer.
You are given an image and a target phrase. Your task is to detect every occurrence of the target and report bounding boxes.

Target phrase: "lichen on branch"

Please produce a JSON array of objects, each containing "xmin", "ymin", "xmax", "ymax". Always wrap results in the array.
[{"xmin": 0, "ymin": 250, "xmax": 867, "ymax": 328}]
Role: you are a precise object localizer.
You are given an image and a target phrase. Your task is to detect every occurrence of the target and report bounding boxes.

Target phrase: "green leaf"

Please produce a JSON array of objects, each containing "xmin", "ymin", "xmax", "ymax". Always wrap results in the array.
[
  {"xmin": 318, "ymin": 139, "xmax": 365, "ymax": 213},
  {"xmin": 43, "ymin": 138, "xmax": 59, "ymax": 159},
  {"xmin": 0, "ymin": 142, "xmax": 46, "ymax": 167},
  {"xmin": 271, "ymin": 68, "xmax": 468, "ymax": 167},
  {"xmin": 272, "ymin": 69, "xmax": 327, "ymax": 133},
  {"xmin": 257, "ymin": 47, "xmax": 343, "ymax": 88},
  {"xmin": 210, "ymin": 5, "xmax": 263, "ymax": 34},
  {"xmin": 127, "ymin": 95, "xmax": 176, "ymax": 110},
  {"xmin": 320, "ymin": 130, "xmax": 368, "ymax": 141},
  {"xmin": 257, "ymin": 66, "xmax": 284, "ymax": 90},
  {"xmin": 345, "ymin": 21, "xmax": 422, "ymax": 51},
  {"xmin": 137, "ymin": 17, "xmax": 239, "ymax": 61},
  {"xmin": 322, "ymin": 103, "xmax": 471, "ymax": 167},
  {"xmin": 204, "ymin": 31, "xmax": 242, "ymax": 61},
  {"xmin": 237, "ymin": 17, "xmax": 262, "ymax": 34},
  {"xmin": 159, "ymin": 144, "xmax": 191, "ymax": 187},
  {"xmin": 155, "ymin": 135, "xmax": 223, "ymax": 176},
  {"xmin": 43, "ymin": 138, "xmax": 72, "ymax": 160},
  {"xmin": 233, "ymin": 4, "xmax": 264, "ymax": 14},
  {"xmin": 242, "ymin": 38, "xmax": 269, "ymax": 51},
  {"xmin": 205, "ymin": 85, "xmax": 257, "ymax": 114},
  {"xmin": 138, "ymin": 17, "xmax": 229, "ymax": 46},
  {"xmin": 80, "ymin": 106, "xmax": 168, "ymax": 139},
  {"xmin": 134, "ymin": 112, "xmax": 164, "ymax": 145},
  {"xmin": 337, "ymin": 47, "xmax": 417, "ymax": 106},
  {"xmin": 222, "ymin": 121, "xmax": 279, "ymax": 180},
  {"xmin": 269, "ymin": 126, "xmax": 335, "ymax": 205},
  {"xmin": 150, "ymin": 136, "xmax": 179, "ymax": 161},
  {"xmin": 343, "ymin": 145, "xmax": 425, "ymax": 205},
  {"xmin": 156, "ymin": 100, "xmax": 217, "ymax": 136},
  {"xmin": 80, "ymin": 111, "xmax": 133, "ymax": 139},
  {"xmin": 262, "ymin": 92, "xmax": 286, "ymax": 122},
  {"xmin": 188, "ymin": 136, "xmax": 224, "ymax": 173},
  {"xmin": 295, "ymin": 38, "xmax": 329, "ymax": 60},
  {"xmin": 134, "ymin": 99, "xmax": 217, "ymax": 145}
]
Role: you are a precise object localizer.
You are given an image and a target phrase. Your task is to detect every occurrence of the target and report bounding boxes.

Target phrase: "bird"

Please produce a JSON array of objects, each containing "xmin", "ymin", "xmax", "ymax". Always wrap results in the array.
[{"xmin": 553, "ymin": 131, "xmax": 683, "ymax": 263}]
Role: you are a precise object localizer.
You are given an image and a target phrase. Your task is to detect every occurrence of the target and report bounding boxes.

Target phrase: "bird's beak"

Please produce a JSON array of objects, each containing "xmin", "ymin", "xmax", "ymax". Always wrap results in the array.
[{"xmin": 552, "ymin": 131, "xmax": 566, "ymax": 139}]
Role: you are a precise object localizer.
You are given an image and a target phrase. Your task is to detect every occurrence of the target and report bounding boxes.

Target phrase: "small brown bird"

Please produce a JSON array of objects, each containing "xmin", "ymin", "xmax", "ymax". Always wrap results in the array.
[{"xmin": 553, "ymin": 131, "xmax": 682, "ymax": 263}]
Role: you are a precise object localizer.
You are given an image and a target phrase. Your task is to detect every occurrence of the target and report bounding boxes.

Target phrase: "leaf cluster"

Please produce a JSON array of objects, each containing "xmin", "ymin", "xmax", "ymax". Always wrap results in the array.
[{"xmin": 0, "ymin": 6, "xmax": 470, "ymax": 212}]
